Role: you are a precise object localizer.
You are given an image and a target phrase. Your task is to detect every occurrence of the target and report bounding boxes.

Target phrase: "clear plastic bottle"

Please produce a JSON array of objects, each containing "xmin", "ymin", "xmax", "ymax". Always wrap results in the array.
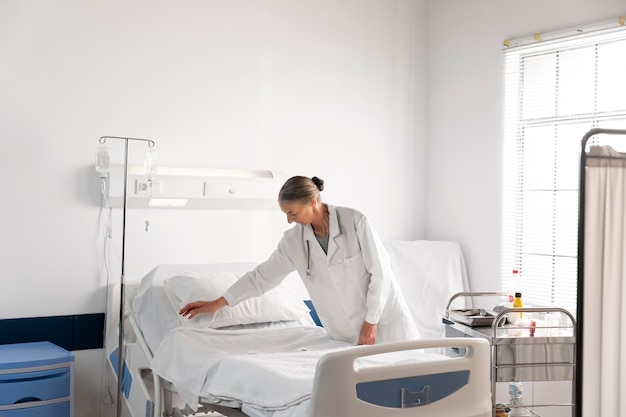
[
  {"xmin": 507, "ymin": 270, "xmax": 522, "ymax": 307},
  {"xmin": 508, "ymin": 382, "xmax": 531, "ymax": 417},
  {"xmin": 95, "ymin": 146, "xmax": 110, "ymax": 177}
]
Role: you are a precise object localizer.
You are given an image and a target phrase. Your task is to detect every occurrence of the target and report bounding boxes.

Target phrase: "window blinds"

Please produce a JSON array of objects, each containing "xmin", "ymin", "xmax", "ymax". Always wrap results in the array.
[{"xmin": 501, "ymin": 20, "xmax": 626, "ymax": 315}]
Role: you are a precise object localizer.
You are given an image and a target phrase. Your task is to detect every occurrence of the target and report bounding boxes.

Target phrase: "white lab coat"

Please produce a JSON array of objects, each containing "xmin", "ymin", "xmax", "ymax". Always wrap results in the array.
[{"xmin": 223, "ymin": 205, "xmax": 419, "ymax": 344}]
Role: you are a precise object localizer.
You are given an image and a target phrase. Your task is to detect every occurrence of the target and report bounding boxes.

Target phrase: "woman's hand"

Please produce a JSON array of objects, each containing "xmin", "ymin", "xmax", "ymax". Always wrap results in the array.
[
  {"xmin": 179, "ymin": 297, "xmax": 228, "ymax": 319},
  {"xmin": 357, "ymin": 321, "xmax": 377, "ymax": 345}
]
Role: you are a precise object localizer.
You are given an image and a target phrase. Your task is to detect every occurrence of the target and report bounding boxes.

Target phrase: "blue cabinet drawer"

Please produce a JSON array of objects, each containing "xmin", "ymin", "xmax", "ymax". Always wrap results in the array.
[
  {"xmin": 0, "ymin": 342, "xmax": 73, "ymax": 417},
  {"xmin": 0, "ymin": 400, "xmax": 70, "ymax": 417},
  {"xmin": 0, "ymin": 368, "xmax": 71, "ymax": 405}
]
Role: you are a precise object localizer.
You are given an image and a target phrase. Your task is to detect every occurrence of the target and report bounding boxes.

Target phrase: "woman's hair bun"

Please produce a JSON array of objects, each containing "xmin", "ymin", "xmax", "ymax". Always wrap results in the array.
[{"xmin": 311, "ymin": 176, "xmax": 324, "ymax": 191}]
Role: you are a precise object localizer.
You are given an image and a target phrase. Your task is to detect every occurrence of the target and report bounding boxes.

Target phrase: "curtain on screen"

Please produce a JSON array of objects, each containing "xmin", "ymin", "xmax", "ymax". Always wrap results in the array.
[{"xmin": 583, "ymin": 145, "xmax": 626, "ymax": 416}]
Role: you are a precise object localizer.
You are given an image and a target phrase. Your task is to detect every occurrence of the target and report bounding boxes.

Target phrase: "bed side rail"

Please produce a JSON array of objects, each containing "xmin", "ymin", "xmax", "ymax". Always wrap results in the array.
[{"xmin": 310, "ymin": 338, "xmax": 491, "ymax": 417}]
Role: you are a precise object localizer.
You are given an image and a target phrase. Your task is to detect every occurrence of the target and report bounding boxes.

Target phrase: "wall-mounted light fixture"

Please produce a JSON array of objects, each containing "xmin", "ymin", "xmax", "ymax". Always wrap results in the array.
[{"xmin": 102, "ymin": 164, "xmax": 284, "ymax": 210}]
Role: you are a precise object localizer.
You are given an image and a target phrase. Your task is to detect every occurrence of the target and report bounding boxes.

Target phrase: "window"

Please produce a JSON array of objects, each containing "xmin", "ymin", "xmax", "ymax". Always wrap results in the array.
[{"xmin": 502, "ymin": 21, "xmax": 626, "ymax": 315}]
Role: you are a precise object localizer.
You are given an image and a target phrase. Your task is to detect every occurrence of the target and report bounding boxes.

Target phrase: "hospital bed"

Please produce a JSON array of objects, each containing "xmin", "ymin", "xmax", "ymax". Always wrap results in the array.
[{"xmin": 105, "ymin": 240, "xmax": 490, "ymax": 417}]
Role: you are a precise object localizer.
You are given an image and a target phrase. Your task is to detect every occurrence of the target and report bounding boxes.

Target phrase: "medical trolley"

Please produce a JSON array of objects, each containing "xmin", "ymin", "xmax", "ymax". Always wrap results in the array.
[{"xmin": 443, "ymin": 292, "xmax": 576, "ymax": 417}]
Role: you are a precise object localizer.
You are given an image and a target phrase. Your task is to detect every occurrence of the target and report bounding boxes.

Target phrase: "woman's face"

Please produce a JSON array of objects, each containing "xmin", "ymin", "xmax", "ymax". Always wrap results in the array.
[{"xmin": 279, "ymin": 200, "xmax": 315, "ymax": 225}]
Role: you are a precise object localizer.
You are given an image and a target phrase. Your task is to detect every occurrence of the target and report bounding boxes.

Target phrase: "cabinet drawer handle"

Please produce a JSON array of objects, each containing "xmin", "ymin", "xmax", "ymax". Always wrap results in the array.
[{"xmin": 14, "ymin": 397, "xmax": 42, "ymax": 404}]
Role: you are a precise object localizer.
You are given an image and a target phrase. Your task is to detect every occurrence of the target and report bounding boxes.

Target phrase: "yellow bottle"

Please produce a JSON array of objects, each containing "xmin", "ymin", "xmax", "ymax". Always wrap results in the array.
[{"xmin": 513, "ymin": 292, "xmax": 523, "ymax": 319}]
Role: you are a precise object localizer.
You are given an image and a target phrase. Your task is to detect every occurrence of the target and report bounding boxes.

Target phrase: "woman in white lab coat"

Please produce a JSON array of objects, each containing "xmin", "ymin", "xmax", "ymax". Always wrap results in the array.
[{"xmin": 179, "ymin": 176, "xmax": 418, "ymax": 345}]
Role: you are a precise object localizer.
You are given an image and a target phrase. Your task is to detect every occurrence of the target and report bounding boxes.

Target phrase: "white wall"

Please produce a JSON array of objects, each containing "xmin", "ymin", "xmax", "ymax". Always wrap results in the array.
[
  {"xmin": 3, "ymin": 0, "xmax": 623, "ymax": 414},
  {"xmin": 0, "ymin": 1, "xmax": 427, "ymax": 415},
  {"xmin": 426, "ymin": 0, "xmax": 626, "ymax": 292}
]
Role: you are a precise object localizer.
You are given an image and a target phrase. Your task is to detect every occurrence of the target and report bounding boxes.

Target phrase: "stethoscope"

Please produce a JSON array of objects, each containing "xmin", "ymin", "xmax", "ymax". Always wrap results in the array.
[
  {"xmin": 305, "ymin": 223, "xmax": 344, "ymax": 280},
  {"xmin": 306, "ymin": 240, "xmax": 312, "ymax": 279}
]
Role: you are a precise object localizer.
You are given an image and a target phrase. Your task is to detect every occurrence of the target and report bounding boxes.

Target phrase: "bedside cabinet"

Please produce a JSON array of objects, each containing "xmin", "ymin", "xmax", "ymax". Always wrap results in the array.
[{"xmin": 0, "ymin": 341, "xmax": 74, "ymax": 417}]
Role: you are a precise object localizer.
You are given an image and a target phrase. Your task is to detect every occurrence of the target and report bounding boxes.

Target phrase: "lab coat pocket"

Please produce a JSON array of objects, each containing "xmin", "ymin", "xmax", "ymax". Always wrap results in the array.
[{"xmin": 341, "ymin": 252, "xmax": 367, "ymax": 282}]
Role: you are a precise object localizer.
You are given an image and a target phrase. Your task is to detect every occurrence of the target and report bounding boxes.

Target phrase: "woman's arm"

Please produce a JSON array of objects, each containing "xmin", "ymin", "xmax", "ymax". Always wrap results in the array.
[{"xmin": 356, "ymin": 215, "xmax": 392, "ymax": 325}]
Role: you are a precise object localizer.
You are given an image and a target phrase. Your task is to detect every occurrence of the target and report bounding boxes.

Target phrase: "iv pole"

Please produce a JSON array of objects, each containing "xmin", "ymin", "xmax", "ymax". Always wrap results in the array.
[{"xmin": 99, "ymin": 135, "xmax": 155, "ymax": 417}]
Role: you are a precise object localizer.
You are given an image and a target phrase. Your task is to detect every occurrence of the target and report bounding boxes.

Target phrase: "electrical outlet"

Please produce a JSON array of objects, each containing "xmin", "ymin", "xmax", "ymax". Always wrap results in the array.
[{"xmin": 135, "ymin": 179, "xmax": 163, "ymax": 196}]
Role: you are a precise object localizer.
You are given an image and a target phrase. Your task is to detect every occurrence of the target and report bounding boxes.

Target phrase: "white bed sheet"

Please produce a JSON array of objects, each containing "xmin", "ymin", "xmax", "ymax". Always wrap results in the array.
[
  {"xmin": 151, "ymin": 324, "xmax": 445, "ymax": 415},
  {"xmin": 151, "ymin": 324, "xmax": 347, "ymax": 410},
  {"xmin": 384, "ymin": 240, "xmax": 469, "ymax": 339}
]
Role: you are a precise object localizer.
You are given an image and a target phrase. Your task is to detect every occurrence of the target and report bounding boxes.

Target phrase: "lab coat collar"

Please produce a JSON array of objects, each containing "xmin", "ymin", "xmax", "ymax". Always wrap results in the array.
[
  {"xmin": 303, "ymin": 204, "xmax": 342, "ymax": 260},
  {"xmin": 327, "ymin": 205, "xmax": 343, "ymax": 260},
  {"xmin": 327, "ymin": 204, "xmax": 341, "ymax": 239}
]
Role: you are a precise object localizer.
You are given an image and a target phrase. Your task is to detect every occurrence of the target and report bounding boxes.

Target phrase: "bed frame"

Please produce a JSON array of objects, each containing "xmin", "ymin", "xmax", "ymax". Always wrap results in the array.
[
  {"xmin": 106, "ymin": 299, "xmax": 490, "ymax": 417},
  {"xmin": 104, "ymin": 240, "xmax": 480, "ymax": 417}
]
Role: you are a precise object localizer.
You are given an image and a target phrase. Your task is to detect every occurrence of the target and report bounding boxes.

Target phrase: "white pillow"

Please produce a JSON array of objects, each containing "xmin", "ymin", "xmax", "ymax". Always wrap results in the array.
[{"xmin": 163, "ymin": 272, "xmax": 311, "ymax": 329}]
